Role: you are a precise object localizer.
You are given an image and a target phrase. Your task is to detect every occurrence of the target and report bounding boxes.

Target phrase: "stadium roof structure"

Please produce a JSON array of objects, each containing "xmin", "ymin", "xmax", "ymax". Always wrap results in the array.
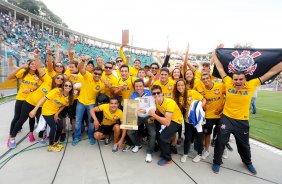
[{"xmin": 0, "ymin": 101, "xmax": 281, "ymax": 184}]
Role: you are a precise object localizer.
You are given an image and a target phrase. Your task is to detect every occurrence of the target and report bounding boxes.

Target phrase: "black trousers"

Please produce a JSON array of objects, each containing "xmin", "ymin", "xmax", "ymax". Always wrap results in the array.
[
  {"xmin": 157, "ymin": 121, "xmax": 180, "ymax": 161},
  {"xmin": 10, "ymin": 101, "xmax": 41, "ymax": 137},
  {"xmin": 213, "ymin": 114, "xmax": 252, "ymax": 165},
  {"xmin": 43, "ymin": 115, "xmax": 63, "ymax": 146},
  {"xmin": 183, "ymin": 123, "xmax": 203, "ymax": 155},
  {"xmin": 10, "ymin": 100, "xmax": 24, "ymax": 135}
]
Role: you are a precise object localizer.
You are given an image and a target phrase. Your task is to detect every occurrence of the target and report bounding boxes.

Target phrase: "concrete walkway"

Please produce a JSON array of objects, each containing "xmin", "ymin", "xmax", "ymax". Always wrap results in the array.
[{"xmin": 0, "ymin": 101, "xmax": 281, "ymax": 184}]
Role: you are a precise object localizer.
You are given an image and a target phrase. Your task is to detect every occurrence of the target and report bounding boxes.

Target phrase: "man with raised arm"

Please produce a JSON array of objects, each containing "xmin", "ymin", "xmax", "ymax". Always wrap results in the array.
[{"xmin": 212, "ymin": 44, "xmax": 282, "ymax": 174}]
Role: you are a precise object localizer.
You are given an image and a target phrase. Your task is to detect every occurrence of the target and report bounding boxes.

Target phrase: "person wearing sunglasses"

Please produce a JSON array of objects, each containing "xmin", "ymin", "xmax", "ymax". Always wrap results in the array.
[
  {"xmin": 7, "ymin": 53, "xmax": 43, "ymax": 148},
  {"xmin": 148, "ymin": 63, "xmax": 160, "ymax": 84},
  {"xmin": 148, "ymin": 85, "xmax": 183, "ymax": 166},
  {"xmin": 72, "ymin": 57, "xmax": 105, "ymax": 146},
  {"xmin": 29, "ymin": 80, "xmax": 74, "ymax": 152},
  {"xmin": 46, "ymin": 46, "xmax": 66, "ymax": 78},
  {"xmin": 61, "ymin": 60, "xmax": 83, "ymax": 142},
  {"xmin": 101, "ymin": 62, "xmax": 118, "ymax": 98}
]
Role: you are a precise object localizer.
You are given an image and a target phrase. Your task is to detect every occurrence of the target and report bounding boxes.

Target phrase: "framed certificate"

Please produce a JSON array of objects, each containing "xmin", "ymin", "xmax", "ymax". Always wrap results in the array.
[{"xmin": 121, "ymin": 99, "xmax": 138, "ymax": 130}]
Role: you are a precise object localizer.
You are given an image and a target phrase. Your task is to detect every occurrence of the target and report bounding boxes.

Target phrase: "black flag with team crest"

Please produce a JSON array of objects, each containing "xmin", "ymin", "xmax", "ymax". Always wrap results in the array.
[{"xmin": 212, "ymin": 48, "xmax": 282, "ymax": 84}]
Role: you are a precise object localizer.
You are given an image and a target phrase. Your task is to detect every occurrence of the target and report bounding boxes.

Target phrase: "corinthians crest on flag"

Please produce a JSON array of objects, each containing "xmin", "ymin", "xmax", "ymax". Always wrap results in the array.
[{"xmin": 212, "ymin": 48, "xmax": 282, "ymax": 84}]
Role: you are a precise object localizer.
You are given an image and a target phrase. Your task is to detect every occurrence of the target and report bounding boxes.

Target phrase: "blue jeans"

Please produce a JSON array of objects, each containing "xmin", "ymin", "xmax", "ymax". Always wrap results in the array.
[
  {"xmin": 74, "ymin": 101, "xmax": 95, "ymax": 140},
  {"xmin": 127, "ymin": 116, "xmax": 156, "ymax": 154}
]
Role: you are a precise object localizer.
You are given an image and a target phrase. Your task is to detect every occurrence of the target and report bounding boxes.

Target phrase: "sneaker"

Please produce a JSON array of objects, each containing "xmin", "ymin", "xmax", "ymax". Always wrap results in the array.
[
  {"xmin": 104, "ymin": 138, "xmax": 110, "ymax": 146},
  {"xmin": 170, "ymin": 145, "xmax": 178, "ymax": 154},
  {"xmin": 157, "ymin": 158, "xmax": 172, "ymax": 166},
  {"xmin": 245, "ymin": 163, "xmax": 257, "ymax": 175},
  {"xmin": 89, "ymin": 138, "xmax": 96, "ymax": 145},
  {"xmin": 60, "ymin": 133, "xmax": 66, "ymax": 142},
  {"xmin": 192, "ymin": 154, "xmax": 203, "ymax": 163},
  {"xmin": 222, "ymin": 148, "xmax": 228, "ymax": 159},
  {"xmin": 132, "ymin": 145, "xmax": 142, "ymax": 153},
  {"xmin": 177, "ymin": 138, "xmax": 183, "ymax": 145},
  {"xmin": 202, "ymin": 151, "xmax": 210, "ymax": 159},
  {"xmin": 54, "ymin": 142, "xmax": 64, "ymax": 150},
  {"xmin": 7, "ymin": 137, "xmax": 10, "ymax": 148},
  {"xmin": 226, "ymin": 143, "xmax": 233, "ymax": 151},
  {"xmin": 39, "ymin": 138, "xmax": 46, "ymax": 144},
  {"xmin": 212, "ymin": 163, "xmax": 220, "ymax": 174},
  {"xmin": 189, "ymin": 143, "xmax": 194, "ymax": 153},
  {"xmin": 9, "ymin": 140, "xmax": 16, "ymax": 149},
  {"xmin": 112, "ymin": 143, "xmax": 118, "ymax": 152},
  {"xmin": 72, "ymin": 138, "xmax": 80, "ymax": 146},
  {"xmin": 48, "ymin": 145, "xmax": 60, "ymax": 152},
  {"xmin": 211, "ymin": 139, "xmax": 215, "ymax": 147},
  {"xmin": 29, "ymin": 133, "xmax": 35, "ymax": 142},
  {"xmin": 145, "ymin": 154, "xmax": 152, "ymax": 163},
  {"xmin": 122, "ymin": 144, "xmax": 133, "ymax": 152},
  {"xmin": 181, "ymin": 154, "xmax": 188, "ymax": 163}
]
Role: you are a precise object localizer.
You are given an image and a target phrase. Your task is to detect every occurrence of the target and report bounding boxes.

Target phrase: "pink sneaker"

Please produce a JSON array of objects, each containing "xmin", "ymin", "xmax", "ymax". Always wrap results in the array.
[
  {"xmin": 29, "ymin": 133, "xmax": 35, "ymax": 142},
  {"xmin": 7, "ymin": 137, "xmax": 10, "ymax": 147}
]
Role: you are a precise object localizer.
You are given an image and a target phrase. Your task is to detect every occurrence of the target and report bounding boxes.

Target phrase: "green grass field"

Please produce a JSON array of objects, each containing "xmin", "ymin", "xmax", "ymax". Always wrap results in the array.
[{"xmin": 250, "ymin": 90, "xmax": 282, "ymax": 149}]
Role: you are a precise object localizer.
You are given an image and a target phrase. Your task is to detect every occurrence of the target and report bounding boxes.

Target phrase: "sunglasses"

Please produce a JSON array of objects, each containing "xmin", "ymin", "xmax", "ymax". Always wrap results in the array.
[
  {"xmin": 55, "ymin": 65, "xmax": 63, "ymax": 68},
  {"xmin": 152, "ymin": 91, "xmax": 161, "ymax": 96},
  {"xmin": 105, "ymin": 66, "xmax": 112, "ymax": 69},
  {"xmin": 151, "ymin": 67, "xmax": 158, "ymax": 70},
  {"xmin": 94, "ymin": 72, "xmax": 102, "ymax": 76},
  {"xmin": 64, "ymin": 84, "xmax": 72, "ymax": 88},
  {"xmin": 56, "ymin": 77, "xmax": 64, "ymax": 81},
  {"xmin": 116, "ymin": 60, "xmax": 123, "ymax": 63}
]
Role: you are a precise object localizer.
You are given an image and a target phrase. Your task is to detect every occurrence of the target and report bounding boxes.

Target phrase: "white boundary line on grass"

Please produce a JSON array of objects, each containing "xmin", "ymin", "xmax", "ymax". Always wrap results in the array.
[
  {"xmin": 250, "ymin": 138, "xmax": 282, "ymax": 156},
  {"xmin": 257, "ymin": 107, "xmax": 282, "ymax": 114}
]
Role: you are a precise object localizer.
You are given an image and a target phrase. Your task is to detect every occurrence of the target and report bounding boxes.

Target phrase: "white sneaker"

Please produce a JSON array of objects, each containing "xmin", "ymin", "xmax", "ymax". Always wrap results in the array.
[
  {"xmin": 181, "ymin": 154, "xmax": 188, "ymax": 163},
  {"xmin": 132, "ymin": 145, "xmax": 142, "ymax": 153},
  {"xmin": 145, "ymin": 154, "xmax": 152, "ymax": 163},
  {"xmin": 223, "ymin": 148, "xmax": 228, "ymax": 159},
  {"xmin": 189, "ymin": 143, "xmax": 194, "ymax": 153},
  {"xmin": 201, "ymin": 151, "xmax": 209, "ymax": 159},
  {"xmin": 192, "ymin": 154, "xmax": 203, "ymax": 163}
]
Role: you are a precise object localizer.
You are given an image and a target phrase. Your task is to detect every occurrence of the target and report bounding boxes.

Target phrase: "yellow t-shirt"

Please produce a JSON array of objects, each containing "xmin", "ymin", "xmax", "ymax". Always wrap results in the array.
[
  {"xmin": 202, "ymin": 82, "xmax": 225, "ymax": 119},
  {"xmin": 194, "ymin": 70, "xmax": 202, "ymax": 80},
  {"xmin": 186, "ymin": 79, "xmax": 204, "ymax": 93},
  {"xmin": 113, "ymin": 76, "xmax": 137, "ymax": 101},
  {"xmin": 15, "ymin": 69, "xmax": 42, "ymax": 100},
  {"xmin": 67, "ymin": 73, "xmax": 83, "ymax": 99},
  {"xmin": 152, "ymin": 79, "xmax": 175, "ymax": 99},
  {"xmin": 223, "ymin": 76, "xmax": 261, "ymax": 120},
  {"xmin": 179, "ymin": 90, "xmax": 203, "ymax": 123},
  {"xmin": 156, "ymin": 98, "xmax": 183, "ymax": 125},
  {"xmin": 64, "ymin": 69, "xmax": 71, "ymax": 75},
  {"xmin": 42, "ymin": 88, "xmax": 69, "ymax": 116},
  {"xmin": 98, "ymin": 104, "xmax": 123, "ymax": 126},
  {"xmin": 129, "ymin": 66, "xmax": 139, "ymax": 77},
  {"xmin": 25, "ymin": 74, "xmax": 52, "ymax": 106},
  {"xmin": 48, "ymin": 70, "xmax": 57, "ymax": 78},
  {"xmin": 101, "ymin": 73, "xmax": 118, "ymax": 97},
  {"xmin": 77, "ymin": 71, "xmax": 105, "ymax": 105}
]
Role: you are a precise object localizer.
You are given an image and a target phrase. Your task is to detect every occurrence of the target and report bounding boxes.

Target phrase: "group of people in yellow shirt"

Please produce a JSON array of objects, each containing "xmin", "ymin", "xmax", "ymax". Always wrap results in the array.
[{"xmin": 6, "ymin": 43, "xmax": 282, "ymax": 172}]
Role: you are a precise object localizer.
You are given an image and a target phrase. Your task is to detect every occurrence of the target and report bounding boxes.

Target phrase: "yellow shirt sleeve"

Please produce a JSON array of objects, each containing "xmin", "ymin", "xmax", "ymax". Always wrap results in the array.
[
  {"xmin": 119, "ymin": 48, "xmax": 126, "ymax": 63},
  {"xmin": 15, "ymin": 69, "xmax": 26, "ymax": 79}
]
